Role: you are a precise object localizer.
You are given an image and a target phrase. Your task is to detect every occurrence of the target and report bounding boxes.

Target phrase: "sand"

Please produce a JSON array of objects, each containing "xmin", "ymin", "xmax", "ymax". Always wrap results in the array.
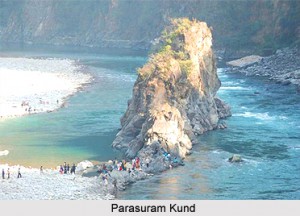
[{"xmin": 0, "ymin": 57, "xmax": 92, "ymax": 120}]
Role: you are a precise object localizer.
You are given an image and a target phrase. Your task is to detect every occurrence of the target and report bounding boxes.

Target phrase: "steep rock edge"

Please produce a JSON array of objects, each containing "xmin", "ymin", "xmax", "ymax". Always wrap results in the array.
[{"xmin": 112, "ymin": 18, "xmax": 231, "ymax": 173}]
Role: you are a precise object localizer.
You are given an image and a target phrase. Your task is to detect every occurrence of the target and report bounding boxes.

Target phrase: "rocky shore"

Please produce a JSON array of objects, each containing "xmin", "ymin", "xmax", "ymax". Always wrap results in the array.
[{"xmin": 227, "ymin": 46, "xmax": 300, "ymax": 89}]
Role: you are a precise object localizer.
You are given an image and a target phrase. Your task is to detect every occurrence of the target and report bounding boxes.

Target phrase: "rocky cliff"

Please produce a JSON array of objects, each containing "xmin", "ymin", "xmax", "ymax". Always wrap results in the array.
[
  {"xmin": 0, "ymin": 0, "xmax": 299, "ymax": 58},
  {"xmin": 112, "ymin": 18, "xmax": 231, "ymax": 172}
]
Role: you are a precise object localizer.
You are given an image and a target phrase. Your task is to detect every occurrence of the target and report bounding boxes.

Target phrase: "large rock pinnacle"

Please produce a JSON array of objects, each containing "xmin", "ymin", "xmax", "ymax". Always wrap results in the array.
[{"xmin": 112, "ymin": 18, "xmax": 231, "ymax": 165}]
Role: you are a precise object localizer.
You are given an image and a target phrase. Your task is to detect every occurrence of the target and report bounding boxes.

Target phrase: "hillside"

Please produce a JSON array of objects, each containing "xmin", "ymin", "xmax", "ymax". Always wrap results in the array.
[{"xmin": 0, "ymin": 0, "xmax": 299, "ymax": 58}]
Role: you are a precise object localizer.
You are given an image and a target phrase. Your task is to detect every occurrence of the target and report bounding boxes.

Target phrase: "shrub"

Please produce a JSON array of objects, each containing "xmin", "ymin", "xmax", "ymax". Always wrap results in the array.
[{"xmin": 179, "ymin": 60, "xmax": 193, "ymax": 77}]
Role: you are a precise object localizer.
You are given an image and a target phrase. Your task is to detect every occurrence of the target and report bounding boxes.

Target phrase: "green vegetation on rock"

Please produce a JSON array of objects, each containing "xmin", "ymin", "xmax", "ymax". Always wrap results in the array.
[
  {"xmin": 179, "ymin": 60, "xmax": 193, "ymax": 77},
  {"xmin": 138, "ymin": 18, "xmax": 198, "ymax": 81}
]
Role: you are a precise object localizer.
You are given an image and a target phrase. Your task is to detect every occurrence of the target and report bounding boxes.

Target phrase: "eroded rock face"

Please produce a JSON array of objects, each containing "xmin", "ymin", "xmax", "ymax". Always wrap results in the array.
[{"xmin": 112, "ymin": 18, "xmax": 231, "ymax": 162}]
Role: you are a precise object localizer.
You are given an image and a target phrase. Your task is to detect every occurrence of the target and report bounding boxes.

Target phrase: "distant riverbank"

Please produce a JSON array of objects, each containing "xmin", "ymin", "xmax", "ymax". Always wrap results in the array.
[
  {"xmin": 227, "ymin": 46, "xmax": 300, "ymax": 90},
  {"xmin": 0, "ymin": 57, "xmax": 92, "ymax": 120}
]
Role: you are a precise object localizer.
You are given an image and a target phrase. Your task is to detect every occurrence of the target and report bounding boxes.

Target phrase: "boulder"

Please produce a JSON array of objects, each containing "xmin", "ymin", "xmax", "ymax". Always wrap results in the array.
[
  {"xmin": 0, "ymin": 150, "xmax": 9, "ymax": 156},
  {"xmin": 226, "ymin": 55, "xmax": 263, "ymax": 68},
  {"xmin": 228, "ymin": 154, "xmax": 243, "ymax": 163},
  {"xmin": 76, "ymin": 160, "xmax": 94, "ymax": 171}
]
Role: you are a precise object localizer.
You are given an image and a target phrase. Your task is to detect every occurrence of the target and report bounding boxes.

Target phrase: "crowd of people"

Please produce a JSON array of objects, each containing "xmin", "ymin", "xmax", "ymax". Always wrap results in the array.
[
  {"xmin": 59, "ymin": 162, "xmax": 76, "ymax": 174},
  {"xmin": 1, "ymin": 152, "xmax": 183, "ymax": 190},
  {"xmin": 96, "ymin": 156, "xmax": 145, "ymax": 186},
  {"xmin": 96, "ymin": 153, "xmax": 183, "ymax": 190},
  {"xmin": 162, "ymin": 152, "xmax": 181, "ymax": 168},
  {"xmin": 20, "ymin": 99, "xmax": 59, "ymax": 114},
  {"xmin": 1, "ymin": 161, "xmax": 77, "ymax": 180}
]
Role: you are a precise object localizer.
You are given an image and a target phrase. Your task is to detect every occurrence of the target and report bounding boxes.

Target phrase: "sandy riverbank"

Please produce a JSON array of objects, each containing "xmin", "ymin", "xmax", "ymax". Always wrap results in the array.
[{"xmin": 0, "ymin": 57, "xmax": 92, "ymax": 120}]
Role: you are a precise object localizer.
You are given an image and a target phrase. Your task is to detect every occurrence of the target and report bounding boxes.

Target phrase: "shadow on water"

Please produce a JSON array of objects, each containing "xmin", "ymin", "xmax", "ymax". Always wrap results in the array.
[
  {"xmin": 55, "ymin": 130, "xmax": 123, "ymax": 162},
  {"xmin": 0, "ymin": 42, "xmax": 148, "ymax": 58}
]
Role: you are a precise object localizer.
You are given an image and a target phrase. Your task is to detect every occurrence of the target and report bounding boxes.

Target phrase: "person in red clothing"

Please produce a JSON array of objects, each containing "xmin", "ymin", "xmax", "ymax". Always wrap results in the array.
[{"xmin": 136, "ymin": 157, "xmax": 140, "ymax": 169}]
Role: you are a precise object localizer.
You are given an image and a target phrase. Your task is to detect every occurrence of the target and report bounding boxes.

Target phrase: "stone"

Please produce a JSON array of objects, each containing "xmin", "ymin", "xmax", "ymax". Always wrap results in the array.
[
  {"xmin": 226, "ymin": 55, "xmax": 263, "ymax": 68},
  {"xmin": 228, "ymin": 154, "xmax": 243, "ymax": 163},
  {"xmin": 281, "ymin": 80, "xmax": 291, "ymax": 85},
  {"xmin": 215, "ymin": 98, "xmax": 232, "ymax": 119},
  {"xmin": 76, "ymin": 160, "xmax": 94, "ymax": 172},
  {"xmin": 217, "ymin": 122, "xmax": 227, "ymax": 129},
  {"xmin": 235, "ymin": 47, "xmax": 300, "ymax": 89},
  {"xmin": 0, "ymin": 150, "xmax": 9, "ymax": 156}
]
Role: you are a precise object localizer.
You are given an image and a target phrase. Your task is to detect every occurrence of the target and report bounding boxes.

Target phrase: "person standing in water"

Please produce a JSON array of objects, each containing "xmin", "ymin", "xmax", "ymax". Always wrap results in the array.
[
  {"xmin": 2, "ymin": 169, "xmax": 5, "ymax": 179},
  {"xmin": 40, "ymin": 166, "xmax": 43, "ymax": 174}
]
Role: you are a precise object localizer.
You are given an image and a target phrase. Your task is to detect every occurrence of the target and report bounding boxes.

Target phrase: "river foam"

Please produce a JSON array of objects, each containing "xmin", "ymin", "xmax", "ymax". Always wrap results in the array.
[
  {"xmin": 233, "ymin": 112, "xmax": 275, "ymax": 121},
  {"xmin": 220, "ymin": 86, "xmax": 251, "ymax": 91},
  {"xmin": 233, "ymin": 112, "xmax": 289, "ymax": 122}
]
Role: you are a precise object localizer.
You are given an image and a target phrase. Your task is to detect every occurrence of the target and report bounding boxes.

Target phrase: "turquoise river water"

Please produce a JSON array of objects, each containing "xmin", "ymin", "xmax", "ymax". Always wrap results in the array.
[{"xmin": 0, "ymin": 45, "xmax": 299, "ymax": 199}]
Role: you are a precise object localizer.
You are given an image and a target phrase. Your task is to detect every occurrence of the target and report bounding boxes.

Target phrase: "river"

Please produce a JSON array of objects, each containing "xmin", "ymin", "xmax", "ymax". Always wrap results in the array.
[{"xmin": 0, "ymin": 44, "xmax": 299, "ymax": 199}]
